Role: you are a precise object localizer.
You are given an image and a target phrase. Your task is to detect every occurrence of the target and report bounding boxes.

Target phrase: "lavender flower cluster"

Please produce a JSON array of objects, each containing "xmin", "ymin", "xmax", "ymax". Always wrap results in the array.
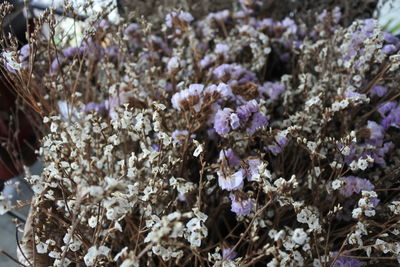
[{"xmin": 2, "ymin": 0, "xmax": 400, "ymax": 266}]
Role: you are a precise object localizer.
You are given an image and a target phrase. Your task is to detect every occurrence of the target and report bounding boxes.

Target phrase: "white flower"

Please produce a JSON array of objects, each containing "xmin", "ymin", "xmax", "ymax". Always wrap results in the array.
[
  {"xmin": 53, "ymin": 258, "xmax": 71, "ymax": 267},
  {"xmin": 84, "ymin": 246, "xmax": 110, "ymax": 266},
  {"xmin": 357, "ymin": 157, "xmax": 369, "ymax": 170},
  {"xmin": 188, "ymin": 232, "xmax": 202, "ymax": 247},
  {"xmin": 352, "ymin": 207, "xmax": 362, "ymax": 219},
  {"xmin": 307, "ymin": 141, "xmax": 317, "ymax": 152},
  {"xmin": 341, "ymin": 146, "xmax": 351, "ymax": 156},
  {"xmin": 193, "ymin": 140, "xmax": 203, "ymax": 157},
  {"xmin": 331, "ymin": 179, "xmax": 342, "ymax": 190},
  {"xmin": 84, "ymin": 246, "xmax": 98, "ymax": 266},
  {"xmin": 292, "ymin": 228, "xmax": 307, "ymax": 245},
  {"xmin": 49, "ymin": 250, "xmax": 61, "ymax": 259},
  {"xmin": 88, "ymin": 216, "xmax": 98, "ymax": 228},
  {"xmin": 2, "ymin": 51, "xmax": 21, "ymax": 71},
  {"xmin": 36, "ymin": 242, "xmax": 48, "ymax": 254},
  {"xmin": 167, "ymin": 57, "xmax": 180, "ymax": 72},
  {"xmin": 388, "ymin": 201, "xmax": 400, "ymax": 215}
]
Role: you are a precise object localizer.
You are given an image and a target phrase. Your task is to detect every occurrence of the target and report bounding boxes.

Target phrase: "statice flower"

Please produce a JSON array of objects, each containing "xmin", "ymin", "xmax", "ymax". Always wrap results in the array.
[
  {"xmin": 378, "ymin": 102, "xmax": 400, "ymax": 129},
  {"xmin": 204, "ymin": 82, "xmax": 233, "ymax": 101},
  {"xmin": 370, "ymin": 85, "xmax": 387, "ymax": 97},
  {"xmin": 367, "ymin": 120, "xmax": 384, "ymax": 140},
  {"xmin": 213, "ymin": 64, "xmax": 258, "ymax": 86},
  {"xmin": 247, "ymin": 112, "xmax": 269, "ymax": 134},
  {"xmin": 199, "ymin": 55, "xmax": 212, "ymax": 69},
  {"xmin": 229, "ymin": 192, "xmax": 254, "ymax": 215},
  {"xmin": 260, "ymin": 81, "xmax": 286, "ymax": 100},
  {"xmin": 331, "ymin": 252, "xmax": 362, "ymax": 267},
  {"xmin": 215, "ymin": 43, "xmax": 230, "ymax": 59},
  {"xmin": 3, "ymin": 50, "xmax": 21, "ymax": 73},
  {"xmin": 218, "ymin": 169, "xmax": 245, "ymax": 191},
  {"xmin": 167, "ymin": 56, "xmax": 180, "ymax": 73},
  {"xmin": 236, "ymin": 100, "xmax": 269, "ymax": 134},
  {"xmin": 343, "ymin": 19, "xmax": 377, "ymax": 62},
  {"xmin": 219, "ymin": 149, "xmax": 241, "ymax": 168},
  {"xmin": 377, "ymin": 101, "xmax": 397, "ymax": 117},
  {"xmin": 83, "ymin": 102, "xmax": 107, "ymax": 113},
  {"xmin": 123, "ymin": 23, "xmax": 140, "ymax": 39},
  {"xmin": 246, "ymin": 158, "xmax": 261, "ymax": 181},
  {"xmin": 267, "ymin": 131, "xmax": 288, "ymax": 155},
  {"xmin": 207, "ymin": 9, "xmax": 230, "ymax": 22},
  {"xmin": 222, "ymin": 247, "xmax": 237, "ymax": 260},
  {"xmin": 165, "ymin": 11, "xmax": 194, "ymax": 28},
  {"xmin": 337, "ymin": 176, "xmax": 374, "ymax": 198},
  {"xmin": 171, "ymin": 84, "xmax": 204, "ymax": 112},
  {"xmin": 214, "ymin": 108, "xmax": 234, "ymax": 135},
  {"xmin": 236, "ymin": 100, "xmax": 259, "ymax": 121}
]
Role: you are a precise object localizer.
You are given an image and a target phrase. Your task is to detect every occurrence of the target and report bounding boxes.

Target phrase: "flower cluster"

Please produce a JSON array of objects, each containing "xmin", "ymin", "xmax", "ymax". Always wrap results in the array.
[{"xmin": 1, "ymin": 0, "xmax": 400, "ymax": 266}]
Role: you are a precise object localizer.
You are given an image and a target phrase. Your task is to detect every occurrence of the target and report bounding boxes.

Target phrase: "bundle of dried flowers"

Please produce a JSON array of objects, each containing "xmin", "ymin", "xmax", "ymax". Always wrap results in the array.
[{"xmin": 1, "ymin": 0, "xmax": 400, "ymax": 266}]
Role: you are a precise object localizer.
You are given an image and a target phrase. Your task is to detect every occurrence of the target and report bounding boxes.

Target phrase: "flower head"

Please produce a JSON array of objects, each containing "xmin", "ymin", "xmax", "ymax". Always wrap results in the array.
[
  {"xmin": 229, "ymin": 192, "xmax": 253, "ymax": 215},
  {"xmin": 171, "ymin": 84, "xmax": 204, "ymax": 112},
  {"xmin": 218, "ymin": 169, "xmax": 245, "ymax": 191}
]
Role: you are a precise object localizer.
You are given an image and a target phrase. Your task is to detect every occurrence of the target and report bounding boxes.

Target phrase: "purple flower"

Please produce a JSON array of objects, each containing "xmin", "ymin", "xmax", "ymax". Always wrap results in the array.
[
  {"xmin": 213, "ymin": 64, "xmax": 257, "ymax": 86},
  {"xmin": 380, "ymin": 105, "xmax": 400, "ymax": 130},
  {"xmin": 19, "ymin": 44, "xmax": 30, "ymax": 69},
  {"xmin": 236, "ymin": 100, "xmax": 259, "ymax": 122},
  {"xmin": 338, "ymin": 176, "xmax": 374, "ymax": 198},
  {"xmin": 344, "ymin": 19, "xmax": 376, "ymax": 61},
  {"xmin": 215, "ymin": 44, "xmax": 229, "ymax": 54},
  {"xmin": 332, "ymin": 252, "xmax": 362, "ymax": 267},
  {"xmin": 344, "ymin": 90, "xmax": 364, "ymax": 99},
  {"xmin": 260, "ymin": 81, "xmax": 286, "ymax": 100},
  {"xmin": 50, "ymin": 57, "xmax": 63, "ymax": 75},
  {"xmin": 171, "ymin": 84, "xmax": 204, "ymax": 112},
  {"xmin": 63, "ymin": 47, "xmax": 81, "ymax": 58},
  {"xmin": 105, "ymin": 45, "xmax": 119, "ymax": 59},
  {"xmin": 218, "ymin": 169, "xmax": 245, "ymax": 191},
  {"xmin": 151, "ymin": 143, "xmax": 160, "ymax": 151},
  {"xmin": 199, "ymin": 55, "xmax": 212, "ymax": 69},
  {"xmin": 281, "ymin": 17, "xmax": 298, "ymax": 35},
  {"xmin": 246, "ymin": 158, "xmax": 261, "ymax": 181},
  {"xmin": 204, "ymin": 83, "xmax": 233, "ymax": 100},
  {"xmin": 208, "ymin": 10, "xmax": 230, "ymax": 22},
  {"xmin": 229, "ymin": 192, "xmax": 253, "ymax": 215},
  {"xmin": 222, "ymin": 247, "xmax": 237, "ymax": 260},
  {"xmin": 267, "ymin": 132, "xmax": 288, "ymax": 156},
  {"xmin": 267, "ymin": 144, "xmax": 282, "ymax": 156},
  {"xmin": 83, "ymin": 102, "xmax": 107, "ymax": 113},
  {"xmin": 378, "ymin": 102, "xmax": 397, "ymax": 117},
  {"xmin": 219, "ymin": 149, "xmax": 241, "ymax": 168},
  {"xmin": 165, "ymin": 11, "xmax": 194, "ymax": 28},
  {"xmin": 246, "ymin": 112, "xmax": 268, "ymax": 134},
  {"xmin": 167, "ymin": 56, "xmax": 180, "ymax": 72},
  {"xmin": 367, "ymin": 121, "xmax": 384, "ymax": 140},
  {"xmin": 383, "ymin": 31, "xmax": 400, "ymax": 45},
  {"xmin": 124, "ymin": 23, "xmax": 140, "ymax": 39},
  {"xmin": 214, "ymin": 108, "xmax": 234, "ymax": 135},
  {"xmin": 370, "ymin": 85, "xmax": 387, "ymax": 97},
  {"xmin": 382, "ymin": 44, "xmax": 397, "ymax": 54}
]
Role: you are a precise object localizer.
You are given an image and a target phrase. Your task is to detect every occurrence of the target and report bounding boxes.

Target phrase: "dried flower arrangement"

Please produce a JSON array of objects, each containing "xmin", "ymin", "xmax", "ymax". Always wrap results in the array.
[{"xmin": 1, "ymin": 0, "xmax": 400, "ymax": 266}]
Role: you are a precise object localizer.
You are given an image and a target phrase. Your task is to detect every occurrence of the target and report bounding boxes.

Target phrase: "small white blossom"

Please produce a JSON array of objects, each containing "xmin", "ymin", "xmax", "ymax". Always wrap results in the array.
[{"xmin": 292, "ymin": 228, "xmax": 307, "ymax": 245}]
